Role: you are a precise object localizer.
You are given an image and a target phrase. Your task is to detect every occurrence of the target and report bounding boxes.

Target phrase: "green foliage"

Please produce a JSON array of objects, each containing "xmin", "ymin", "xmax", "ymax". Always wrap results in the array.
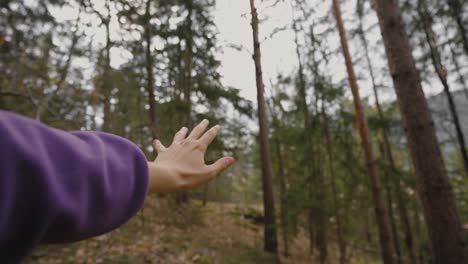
[{"xmin": 3, "ymin": 0, "xmax": 468, "ymax": 262}]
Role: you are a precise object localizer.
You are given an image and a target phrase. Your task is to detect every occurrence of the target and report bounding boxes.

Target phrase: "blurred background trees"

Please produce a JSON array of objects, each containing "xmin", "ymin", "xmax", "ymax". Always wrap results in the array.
[{"xmin": 2, "ymin": 0, "xmax": 468, "ymax": 263}]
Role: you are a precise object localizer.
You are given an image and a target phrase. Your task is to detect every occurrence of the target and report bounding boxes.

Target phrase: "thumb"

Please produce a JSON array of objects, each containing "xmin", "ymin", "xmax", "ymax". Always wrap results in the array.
[{"xmin": 207, "ymin": 156, "xmax": 235, "ymax": 176}]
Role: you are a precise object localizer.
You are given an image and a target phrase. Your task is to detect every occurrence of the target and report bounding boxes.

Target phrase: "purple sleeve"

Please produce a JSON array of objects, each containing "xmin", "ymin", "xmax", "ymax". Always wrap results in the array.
[{"xmin": 0, "ymin": 111, "xmax": 149, "ymax": 262}]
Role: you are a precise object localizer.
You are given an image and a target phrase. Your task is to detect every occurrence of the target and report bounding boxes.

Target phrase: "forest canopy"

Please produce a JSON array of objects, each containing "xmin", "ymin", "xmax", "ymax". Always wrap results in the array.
[{"xmin": 1, "ymin": 0, "xmax": 468, "ymax": 263}]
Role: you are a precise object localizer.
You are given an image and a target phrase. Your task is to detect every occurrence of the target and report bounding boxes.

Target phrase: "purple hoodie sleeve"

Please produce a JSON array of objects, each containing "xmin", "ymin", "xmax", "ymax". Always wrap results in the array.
[{"xmin": 0, "ymin": 111, "xmax": 149, "ymax": 262}]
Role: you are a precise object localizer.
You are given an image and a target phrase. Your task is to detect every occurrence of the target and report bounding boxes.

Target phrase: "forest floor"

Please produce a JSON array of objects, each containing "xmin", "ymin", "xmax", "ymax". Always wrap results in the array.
[{"xmin": 24, "ymin": 198, "xmax": 373, "ymax": 264}]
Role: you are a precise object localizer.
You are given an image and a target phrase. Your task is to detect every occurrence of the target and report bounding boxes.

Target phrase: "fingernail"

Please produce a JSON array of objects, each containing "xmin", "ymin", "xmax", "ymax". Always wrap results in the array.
[
  {"xmin": 214, "ymin": 125, "xmax": 221, "ymax": 131},
  {"xmin": 202, "ymin": 119, "xmax": 209, "ymax": 125},
  {"xmin": 181, "ymin": 127, "xmax": 188, "ymax": 132},
  {"xmin": 225, "ymin": 157, "xmax": 235, "ymax": 167}
]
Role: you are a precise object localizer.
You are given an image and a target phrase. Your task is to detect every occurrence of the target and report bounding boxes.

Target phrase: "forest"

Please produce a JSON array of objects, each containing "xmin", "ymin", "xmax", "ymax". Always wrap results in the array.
[{"xmin": 1, "ymin": 0, "xmax": 468, "ymax": 263}]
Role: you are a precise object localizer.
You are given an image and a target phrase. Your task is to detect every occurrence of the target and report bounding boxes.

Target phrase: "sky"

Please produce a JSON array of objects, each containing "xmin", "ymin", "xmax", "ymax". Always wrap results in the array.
[
  {"xmin": 213, "ymin": 0, "xmax": 297, "ymax": 102},
  {"xmin": 51, "ymin": 0, "xmax": 349, "ymax": 104},
  {"xmin": 48, "ymin": 0, "xmax": 449, "ymax": 109},
  {"xmin": 211, "ymin": 0, "xmax": 398, "ymax": 105}
]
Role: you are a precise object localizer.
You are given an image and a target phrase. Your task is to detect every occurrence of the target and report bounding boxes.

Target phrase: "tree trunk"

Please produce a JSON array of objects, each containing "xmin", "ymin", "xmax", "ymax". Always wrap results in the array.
[
  {"xmin": 249, "ymin": 0, "xmax": 278, "ymax": 253},
  {"xmin": 332, "ymin": 1, "xmax": 395, "ymax": 263},
  {"xmin": 413, "ymin": 207, "xmax": 427, "ymax": 264},
  {"xmin": 378, "ymin": 143, "xmax": 402, "ymax": 264},
  {"xmin": 324, "ymin": 114, "xmax": 346, "ymax": 264},
  {"xmin": 313, "ymin": 143, "xmax": 327, "ymax": 263},
  {"xmin": 268, "ymin": 97, "xmax": 290, "ymax": 257},
  {"xmin": 183, "ymin": 0, "xmax": 193, "ymax": 130},
  {"xmin": 418, "ymin": 0, "xmax": 468, "ymax": 174},
  {"xmin": 356, "ymin": 6, "xmax": 417, "ymax": 262},
  {"xmin": 274, "ymin": 136, "xmax": 290, "ymax": 257},
  {"xmin": 102, "ymin": 0, "xmax": 112, "ymax": 131},
  {"xmin": 144, "ymin": 0, "xmax": 157, "ymax": 148},
  {"xmin": 373, "ymin": 0, "xmax": 468, "ymax": 262},
  {"xmin": 175, "ymin": 0, "xmax": 194, "ymax": 205}
]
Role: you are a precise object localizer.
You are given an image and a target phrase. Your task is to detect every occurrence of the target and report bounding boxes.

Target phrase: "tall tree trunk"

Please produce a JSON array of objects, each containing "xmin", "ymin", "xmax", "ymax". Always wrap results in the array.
[
  {"xmin": 274, "ymin": 136, "xmax": 290, "ymax": 257},
  {"xmin": 249, "ymin": 0, "xmax": 278, "ymax": 253},
  {"xmin": 102, "ymin": 0, "xmax": 112, "ymax": 131},
  {"xmin": 332, "ymin": 1, "xmax": 395, "ymax": 263},
  {"xmin": 373, "ymin": 0, "xmax": 468, "ymax": 263},
  {"xmin": 379, "ymin": 143, "xmax": 402, "ymax": 264},
  {"xmin": 144, "ymin": 0, "xmax": 157, "ymax": 148},
  {"xmin": 183, "ymin": 0, "xmax": 193, "ymax": 130},
  {"xmin": 324, "ymin": 113, "xmax": 346, "ymax": 264},
  {"xmin": 418, "ymin": 0, "xmax": 468, "ymax": 174},
  {"xmin": 312, "ymin": 141, "xmax": 327, "ymax": 263},
  {"xmin": 175, "ymin": 0, "xmax": 194, "ymax": 205},
  {"xmin": 412, "ymin": 206, "xmax": 427, "ymax": 264},
  {"xmin": 446, "ymin": 0, "xmax": 468, "ymax": 57},
  {"xmin": 356, "ymin": 5, "xmax": 417, "ymax": 262},
  {"xmin": 268, "ymin": 97, "xmax": 290, "ymax": 257}
]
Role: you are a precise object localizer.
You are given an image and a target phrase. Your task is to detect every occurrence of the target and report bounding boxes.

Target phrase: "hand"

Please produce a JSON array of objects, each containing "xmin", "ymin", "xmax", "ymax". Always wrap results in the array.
[{"xmin": 147, "ymin": 119, "xmax": 235, "ymax": 193}]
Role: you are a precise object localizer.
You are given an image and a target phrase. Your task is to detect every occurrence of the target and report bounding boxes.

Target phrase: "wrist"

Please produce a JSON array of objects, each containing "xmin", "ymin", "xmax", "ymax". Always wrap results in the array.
[
  {"xmin": 147, "ymin": 161, "xmax": 182, "ymax": 193},
  {"xmin": 147, "ymin": 162, "xmax": 158, "ymax": 194}
]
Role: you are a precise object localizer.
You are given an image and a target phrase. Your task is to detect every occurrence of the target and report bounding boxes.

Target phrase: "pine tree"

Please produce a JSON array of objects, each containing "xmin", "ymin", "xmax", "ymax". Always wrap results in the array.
[
  {"xmin": 249, "ymin": 0, "xmax": 278, "ymax": 253},
  {"xmin": 332, "ymin": 0, "xmax": 395, "ymax": 263},
  {"xmin": 356, "ymin": 1, "xmax": 416, "ymax": 262},
  {"xmin": 373, "ymin": 0, "xmax": 468, "ymax": 262},
  {"xmin": 417, "ymin": 0, "xmax": 468, "ymax": 174}
]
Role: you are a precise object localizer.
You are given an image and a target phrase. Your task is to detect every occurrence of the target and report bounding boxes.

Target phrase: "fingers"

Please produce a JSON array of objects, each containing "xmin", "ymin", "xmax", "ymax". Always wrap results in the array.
[
  {"xmin": 199, "ymin": 125, "xmax": 220, "ymax": 149},
  {"xmin": 172, "ymin": 127, "xmax": 188, "ymax": 144},
  {"xmin": 153, "ymin": 139, "xmax": 167, "ymax": 153},
  {"xmin": 206, "ymin": 156, "xmax": 235, "ymax": 177},
  {"xmin": 187, "ymin": 119, "xmax": 209, "ymax": 140}
]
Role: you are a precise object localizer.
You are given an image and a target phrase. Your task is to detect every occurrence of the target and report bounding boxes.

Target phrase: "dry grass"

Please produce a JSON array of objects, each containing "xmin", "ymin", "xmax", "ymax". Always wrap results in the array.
[{"xmin": 24, "ymin": 198, "xmax": 376, "ymax": 264}]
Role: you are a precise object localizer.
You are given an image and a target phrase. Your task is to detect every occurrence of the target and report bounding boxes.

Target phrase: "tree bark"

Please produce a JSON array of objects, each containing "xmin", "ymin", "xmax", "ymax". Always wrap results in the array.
[
  {"xmin": 249, "ymin": 0, "xmax": 278, "ymax": 253},
  {"xmin": 268, "ymin": 96, "xmax": 290, "ymax": 257},
  {"xmin": 332, "ymin": 1, "xmax": 395, "ymax": 263},
  {"xmin": 378, "ymin": 143, "xmax": 402, "ymax": 264},
  {"xmin": 418, "ymin": 0, "xmax": 468, "ymax": 175},
  {"xmin": 175, "ymin": 0, "xmax": 194, "ymax": 205},
  {"xmin": 373, "ymin": 0, "xmax": 468, "ymax": 262},
  {"xmin": 324, "ymin": 114, "xmax": 346, "ymax": 264},
  {"xmin": 183, "ymin": 0, "xmax": 193, "ymax": 129},
  {"xmin": 144, "ymin": 0, "xmax": 157, "ymax": 147},
  {"xmin": 102, "ymin": 0, "xmax": 112, "ymax": 131},
  {"xmin": 274, "ymin": 136, "xmax": 289, "ymax": 257},
  {"xmin": 356, "ymin": 6, "xmax": 417, "ymax": 262}
]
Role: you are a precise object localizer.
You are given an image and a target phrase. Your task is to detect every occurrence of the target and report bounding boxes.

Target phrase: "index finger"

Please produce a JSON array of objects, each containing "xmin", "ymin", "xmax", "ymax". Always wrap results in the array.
[{"xmin": 199, "ymin": 125, "xmax": 220, "ymax": 149}]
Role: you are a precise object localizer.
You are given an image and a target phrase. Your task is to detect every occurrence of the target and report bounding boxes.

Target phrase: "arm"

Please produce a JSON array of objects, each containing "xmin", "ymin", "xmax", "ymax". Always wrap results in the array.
[
  {"xmin": 0, "ymin": 111, "xmax": 149, "ymax": 262},
  {"xmin": 0, "ymin": 111, "xmax": 234, "ymax": 262}
]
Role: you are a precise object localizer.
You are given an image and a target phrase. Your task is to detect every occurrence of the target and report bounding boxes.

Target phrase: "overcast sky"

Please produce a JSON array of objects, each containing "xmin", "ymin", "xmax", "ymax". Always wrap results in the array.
[
  {"xmin": 213, "ymin": 1, "xmax": 297, "ymax": 102},
  {"xmin": 50, "ymin": 0, "xmax": 449, "ymax": 108},
  {"xmin": 211, "ymin": 0, "xmax": 398, "ymax": 104}
]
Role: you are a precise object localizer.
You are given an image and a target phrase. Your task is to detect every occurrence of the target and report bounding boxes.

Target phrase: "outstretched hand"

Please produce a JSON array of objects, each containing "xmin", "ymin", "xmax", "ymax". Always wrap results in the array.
[{"xmin": 147, "ymin": 119, "xmax": 235, "ymax": 193}]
